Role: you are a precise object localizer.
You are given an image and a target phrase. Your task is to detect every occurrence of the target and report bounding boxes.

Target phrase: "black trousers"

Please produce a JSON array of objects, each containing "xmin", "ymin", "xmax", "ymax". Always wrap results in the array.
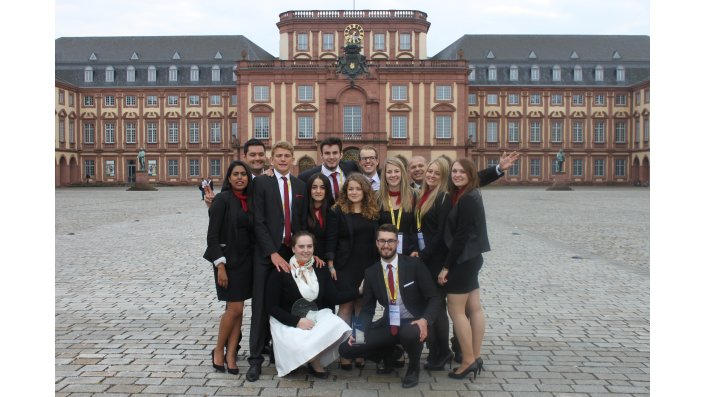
[
  {"xmin": 248, "ymin": 244, "xmax": 292, "ymax": 366},
  {"xmin": 426, "ymin": 287, "xmax": 451, "ymax": 361},
  {"xmin": 339, "ymin": 319, "xmax": 424, "ymax": 369}
]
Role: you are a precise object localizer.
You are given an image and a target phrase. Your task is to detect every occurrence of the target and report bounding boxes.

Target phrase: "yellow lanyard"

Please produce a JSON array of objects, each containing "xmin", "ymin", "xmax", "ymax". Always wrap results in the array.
[
  {"xmin": 415, "ymin": 209, "xmax": 422, "ymax": 232},
  {"xmin": 382, "ymin": 263, "xmax": 399, "ymax": 303},
  {"xmin": 387, "ymin": 196, "xmax": 402, "ymax": 230}
]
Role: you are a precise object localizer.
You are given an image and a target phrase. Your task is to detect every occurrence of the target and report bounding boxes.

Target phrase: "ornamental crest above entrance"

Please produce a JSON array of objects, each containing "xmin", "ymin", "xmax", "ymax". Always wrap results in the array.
[{"xmin": 336, "ymin": 23, "xmax": 369, "ymax": 81}]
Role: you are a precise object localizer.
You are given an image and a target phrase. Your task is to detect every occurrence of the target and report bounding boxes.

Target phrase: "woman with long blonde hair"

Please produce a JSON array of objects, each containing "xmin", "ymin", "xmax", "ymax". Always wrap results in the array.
[{"xmin": 377, "ymin": 157, "xmax": 419, "ymax": 256}]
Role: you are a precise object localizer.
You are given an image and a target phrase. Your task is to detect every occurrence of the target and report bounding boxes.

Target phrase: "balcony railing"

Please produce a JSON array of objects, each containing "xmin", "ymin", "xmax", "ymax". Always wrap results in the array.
[{"xmin": 279, "ymin": 10, "xmax": 427, "ymax": 21}]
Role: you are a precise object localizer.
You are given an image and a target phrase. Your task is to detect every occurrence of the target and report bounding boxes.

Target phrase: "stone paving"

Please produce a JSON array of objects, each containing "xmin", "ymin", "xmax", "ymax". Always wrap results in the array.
[{"xmin": 55, "ymin": 185, "xmax": 650, "ymax": 396}]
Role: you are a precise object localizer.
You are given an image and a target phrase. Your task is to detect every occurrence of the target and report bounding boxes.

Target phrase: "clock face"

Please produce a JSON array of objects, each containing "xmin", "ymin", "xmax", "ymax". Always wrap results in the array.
[{"xmin": 344, "ymin": 24, "xmax": 364, "ymax": 44}]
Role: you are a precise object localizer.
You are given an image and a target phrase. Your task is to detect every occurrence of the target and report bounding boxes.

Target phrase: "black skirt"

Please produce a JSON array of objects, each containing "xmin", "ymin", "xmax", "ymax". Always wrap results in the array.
[{"xmin": 445, "ymin": 255, "xmax": 483, "ymax": 294}]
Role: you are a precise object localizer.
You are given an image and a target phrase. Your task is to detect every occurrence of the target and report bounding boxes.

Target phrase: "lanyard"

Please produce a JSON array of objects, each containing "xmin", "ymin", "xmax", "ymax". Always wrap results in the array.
[
  {"xmin": 387, "ymin": 196, "xmax": 402, "ymax": 229},
  {"xmin": 415, "ymin": 209, "xmax": 422, "ymax": 232},
  {"xmin": 382, "ymin": 264, "xmax": 398, "ymax": 303}
]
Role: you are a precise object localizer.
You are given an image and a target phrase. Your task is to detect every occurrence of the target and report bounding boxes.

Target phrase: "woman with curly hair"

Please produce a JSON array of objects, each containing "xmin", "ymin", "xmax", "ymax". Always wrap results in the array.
[{"xmin": 325, "ymin": 173, "xmax": 379, "ymax": 369}]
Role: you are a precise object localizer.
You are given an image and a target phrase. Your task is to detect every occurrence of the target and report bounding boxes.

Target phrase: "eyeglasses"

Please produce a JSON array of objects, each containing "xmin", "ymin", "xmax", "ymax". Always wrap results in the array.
[
  {"xmin": 360, "ymin": 156, "xmax": 377, "ymax": 162},
  {"xmin": 376, "ymin": 239, "xmax": 398, "ymax": 245}
]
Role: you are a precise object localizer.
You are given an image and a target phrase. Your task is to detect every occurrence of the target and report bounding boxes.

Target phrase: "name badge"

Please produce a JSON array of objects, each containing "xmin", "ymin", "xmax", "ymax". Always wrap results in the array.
[
  {"xmin": 389, "ymin": 304, "xmax": 401, "ymax": 326},
  {"xmin": 397, "ymin": 233, "xmax": 404, "ymax": 254},
  {"xmin": 417, "ymin": 231, "xmax": 426, "ymax": 251}
]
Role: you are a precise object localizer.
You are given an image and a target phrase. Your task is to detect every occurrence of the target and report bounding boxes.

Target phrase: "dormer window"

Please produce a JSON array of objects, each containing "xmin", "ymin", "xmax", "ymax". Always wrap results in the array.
[
  {"xmin": 595, "ymin": 65, "xmax": 604, "ymax": 82},
  {"xmin": 488, "ymin": 65, "xmax": 497, "ymax": 81},
  {"xmin": 616, "ymin": 65, "xmax": 625, "ymax": 82},
  {"xmin": 552, "ymin": 65, "xmax": 561, "ymax": 81},
  {"xmin": 509, "ymin": 65, "xmax": 519, "ymax": 81},
  {"xmin": 169, "ymin": 65, "xmax": 178, "ymax": 82},
  {"xmin": 573, "ymin": 65, "xmax": 582, "ymax": 82},
  {"xmin": 190, "ymin": 65, "xmax": 199, "ymax": 82},
  {"xmin": 468, "ymin": 65, "xmax": 476, "ymax": 81},
  {"xmin": 126, "ymin": 66, "xmax": 135, "ymax": 82},
  {"xmin": 84, "ymin": 66, "xmax": 94, "ymax": 82},
  {"xmin": 531, "ymin": 65, "xmax": 540, "ymax": 81},
  {"xmin": 148, "ymin": 66, "xmax": 156, "ymax": 82},
  {"xmin": 105, "ymin": 66, "xmax": 114, "ymax": 82}
]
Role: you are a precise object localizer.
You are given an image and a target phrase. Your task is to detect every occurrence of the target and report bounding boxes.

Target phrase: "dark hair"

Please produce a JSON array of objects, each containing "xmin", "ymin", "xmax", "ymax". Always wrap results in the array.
[
  {"xmin": 292, "ymin": 230, "xmax": 316, "ymax": 246},
  {"xmin": 243, "ymin": 138, "xmax": 265, "ymax": 155},
  {"xmin": 450, "ymin": 158, "xmax": 480, "ymax": 197},
  {"xmin": 221, "ymin": 160, "xmax": 254, "ymax": 194},
  {"xmin": 306, "ymin": 173, "xmax": 335, "ymax": 230},
  {"xmin": 319, "ymin": 137, "xmax": 343, "ymax": 153},
  {"xmin": 377, "ymin": 223, "xmax": 399, "ymax": 237}
]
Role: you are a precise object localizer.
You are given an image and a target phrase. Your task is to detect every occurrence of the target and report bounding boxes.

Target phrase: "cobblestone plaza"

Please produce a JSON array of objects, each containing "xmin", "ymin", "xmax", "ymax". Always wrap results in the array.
[{"xmin": 55, "ymin": 186, "xmax": 649, "ymax": 396}]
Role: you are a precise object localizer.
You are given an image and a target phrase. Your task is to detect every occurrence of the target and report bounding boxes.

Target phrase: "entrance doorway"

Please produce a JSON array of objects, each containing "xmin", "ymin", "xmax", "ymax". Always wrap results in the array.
[{"xmin": 127, "ymin": 160, "xmax": 136, "ymax": 183}]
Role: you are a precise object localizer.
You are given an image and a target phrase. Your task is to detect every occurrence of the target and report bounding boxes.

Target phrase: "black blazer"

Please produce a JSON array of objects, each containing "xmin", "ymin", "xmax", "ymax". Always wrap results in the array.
[
  {"xmin": 418, "ymin": 192, "xmax": 452, "ymax": 276},
  {"xmin": 297, "ymin": 160, "xmax": 361, "ymax": 183},
  {"xmin": 359, "ymin": 255, "xmax": 440, "ymax": 332},
  {"xmin": 253, "ymin": 173, "xmax": 307, "ymax": 262},
  {"xmin": 306, "ymin": 206, "xmax": 331, "ymax": 260},
  {"xmin": 325, "ymin": 206, "xmax": 379, "ymax": 269},
  {"xmin": 443, "ymin": 189, "xmax": 490, "ymax": 268},
  {"xmin": 479, "ymin": 166, "xmax": 502, "ymax": 187},
  {"xmin": 203, "ymin": 190, "xmax": 250, "ymax": 266}
]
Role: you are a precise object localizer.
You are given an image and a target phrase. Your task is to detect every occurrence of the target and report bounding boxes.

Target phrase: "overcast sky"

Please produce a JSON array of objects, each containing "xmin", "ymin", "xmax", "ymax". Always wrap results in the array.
[{"xmin": 55, "ymin": 0, "xmax": 650, "ymax": 57}]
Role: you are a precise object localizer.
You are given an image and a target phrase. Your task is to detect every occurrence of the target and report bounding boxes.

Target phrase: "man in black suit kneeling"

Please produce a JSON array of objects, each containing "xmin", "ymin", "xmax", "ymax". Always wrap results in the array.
[{"xmin": 339, "ymin": 224, "xmax": 440, "ymax": 388}]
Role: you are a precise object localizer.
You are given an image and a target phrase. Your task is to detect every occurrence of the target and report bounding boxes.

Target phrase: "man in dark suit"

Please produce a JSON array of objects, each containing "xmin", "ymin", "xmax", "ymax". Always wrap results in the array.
[
  {"xmin": 339, "ymin": 224, "xmax": 440, "ymax": 388},
  {"xmin": 247, "ymin": 140, "xmax": 308, "ymax": 382},
  {"xmin": 358, "ymin": 145, "xmax": 381, "ymax": 191},
  {"xmin": 297, "ymin": 137, "xmax": 361, "ymax": 199}
]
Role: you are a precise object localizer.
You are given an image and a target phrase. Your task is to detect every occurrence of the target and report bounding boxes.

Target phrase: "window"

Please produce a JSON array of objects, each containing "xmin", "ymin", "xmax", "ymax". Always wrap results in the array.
[
  {"xmin": 594, "ymin": 159, "xmax": 605, "ymax": 177},
  {"xmin": 488, "ymin": 65, "xmax": 497, "ymax": 81},
  {"xmin": 322, "ymin": 33, "xmax": 335, "ymax": 51},
  {"xmin": 297, "ymin": 33, "xmax": 309, "ymax": 51},
  {"xmin": 231, "ymin": 95, "xmax": 237, "ymax": 105},
  {"xmin": 211, "ymin": 65, "xmax": 220, "ymax": 82},
  {"xmin": 374, "ymin": 33, "xmax": 385, "ymax": 50},
  {"xmin": 298, "ymin": 116, "xmax": 314, "ymax": 139},
  {"xmin": 594, "ymin": 94, "xmax": 605, "ymax": 106},
  {"xmin": 595, "ymin": 65, "xmax": 604, "ymax": 82},
  {"xmin": 635, "ymin": 119, "xmax": 641, "ymax": 143},
  {"xmin": 210, "ymin": 159, "xmax": 221, "ymax": 177},
  {"xmin": 508, "ymin": 162, "xmax": 520, "ymax": 177},
  {"xmin": 644, "ymin": 119, "xmax": 649, "ymax": 142},
  {"xmin": 645, "ymin": 90, "xmax": 650, "ymax": 103},
  {"xmin": 210, "ymin": 121, "xmax": 221, "ymax": 143},
  {"xmin": 148, "ymin": 160, "xmax": 157, "ymax": 176},
  {"xmin": 343, "ymin": 106, "xmax": 362, "ymax": 133},
  {"xmin": 168, "ymin": 159, "xmax": 179, "ymax": 176},
  {"xmin": 58, "ymin": 119, "xmax": 65, "ymax": 142},
  {"xmin": 508, "ymin": 93, "xmax": 520, "ymax": 105},
  {"xmin": 125, "ymin": 123, "xmax": 136, "ymax": 144},
  {"xmin": 508, "ymin": 121, "xmax": 520, "ymax": 143},
  {"xmin": 487, "ymin": 159, "xmax": 499, "ymax": 169},
  {"xmin": 190, "ymin": 65, "xmax": 199, "ymax": 82},
  {"xmin": 84, "ymin": 66, "xmax": 93, "ymax": 82},
  {"xmin": 169, "ymin": 65, "xmax": 178, "ymax": 82},
  {"xmin": 530, "ymin": 93, "xmax": 541, "ymax": 105},
  {"xmin": 509, "ymin": 65, "xmax": 519, "ymax": 81},
  {"xmin": 254, "ymin": 116, "xmax": 270, "ymax": 139},
  {"xmin": 391, "ymin": 85, "xmax": 407, "ymax": 101},
  {"xmin": 486, "ymin": 121, "xmax": 498, "ymax": 143},
  {"xmin": 468, "ymin": 65, "xmax": 476, "ymax": 81},
  {"xmin": 69, "ymin": 93, "xmax": 74, "ymax": 107},
  {"xmin": 468, "ymin": 121, "xmax": 477, "ymax": 142},
  {"xmin": 572, "ymin": 121, "xmax": 584, "ymax": 143},
  {"xmin": 615, "ymin": 121, "xmax": 626, "ymax": 143},
  {"xmin": 572, "ymin": 94, "xmax": 584, "ymax": 105},
  {"xmin": 254, "ymin": 86, "xmax": 270, "ymax": 101},
  {"xmin": 530, "ymin": 121, "xmax": 541, "ymax": 142},
  {"xmin": 147, "ymin": 122, "xmax": 157, "ymax": 143},
  {"xmin": 636, "ymin": 92, "xmax": 641, "ymax": 105},
  {"xmin": 551, "ymin": 121, "xmax": 563, "ymax": 143},
  {"xmin": 231, "ymin": 122, "xmax": 238, "ymax": 139},
  {"xmin": 189, "ymin": 122, "xmax": 200, "ymax": 143},
  {"xmin": 84, "ymin": 160, "xmax": 95, "ymax": 176},
  {"xmin": 125, "ymin": 95, "xmax": 136, "ymax": 106},
  {"xmin": 104, "ymin": 122, "xmax": 115, "ymax": 143},
  {"xmin": 189, "ymin": 95, "xmax": 200, "ymax": 106},
  {"xmin": 148, "ymin": 65, "xmax": 156, "ymax": 82},
  {"xmin": 594, "ymin": 121, "xmax": 605, "ymax": 143},
  {"xmin": 105, "ymin": 160, "xmax": 115, "ymax": 177},
  {"xmin": 83, "ymin": 95, "xmax": 94, "ymax": 106},
  {"xmin": 436, "ymin": 85, "xmax": 451, "ymax": 101},
  {"xmin": 435, "ymin": 116, "xmax": 452, "ymax": 139},
  {"xmin": 616, "ymin": 66, "xmax": 625, "ymax": 82},
  {"xmin": 147, "ymin": 95, "xmax": 158, "ymax": 106},
  {"xmin": 551, "ymin": 94, "xmax": 562, "ymax": 105},
  {"xmin": 552, "ymin": 65, "xmax": 561, "ymax": 81},
  {"xmin": 615, "ymin": 94, "xmax": 627, "ymax": 106},
  {"xmin": 105, "ymin": 66, "xmax": 114, "ymax": 82},
  {"xmin": 189, "ymin": 159, "xmax": 200, "ymax": 176},
  {"xmin": 168, "ymin": 122, "xmax": 179, "ymax": 143},
  {"xmin": 468, "ymin": 93, "xmax": 477, "ymax": 105},
  {"xmin": 233, "ymin": 66, "xmax": 238, "ymax": 81},
  {"xmin": 573, "ymin": 66, "xmax": 582, "ymax": 81},
  {"xmin": 486, "ymin": 94, "xmax": 498, "ymax": 105},
  {"xmin": 399, "ymin": 33, "xmax": 411, "ymax": 50},
  {"xmin": 168, "ymin": 95, "xmax": 178, "ymax": 106},
  {"xmin": 104, "ymin": 95, "xmax": 115, "ymax": 106},
  {"xmin": 83, "ymin": 123, "xmax": 94, "ymax": 143},
  {"xmin": 615, "ymin": 159, "xmax": 626, "ymax": 177},
  {"xmin": 531, "ymin": 65, "xmax": 540, "ymax": 81},
  {"xmin": 210, "ymin": 95, "xmax": 221, "ymax": 105},
  {"xmin": 392, "ymin": 115, "xmax": 408, "ymax": 138},
  {"xmin": 126, "ymin": 66, "xmax": 135, "ymax": 82},
  {"xmin": 298, "ymin": 85, "xmax": 313, "ymax": 101},
  {"xmin": 69, "ymin": 120, "xmax": 75, "ymax": 143},
  {"xmin": 530, "ymin": 159, "xmax": 541, "ymax": 177},
  {"xmin": 572, "ymin": 159, "xmax": 583, "ymax": 176}
]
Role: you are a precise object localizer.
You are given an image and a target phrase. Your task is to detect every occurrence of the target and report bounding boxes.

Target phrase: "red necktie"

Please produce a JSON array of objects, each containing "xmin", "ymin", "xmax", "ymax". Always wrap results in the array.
[
  {"xmin": 330, "ymin": 172, "xmax": 339, "ymax": 199},
  {"xmin": 282, "ymin": 176, "xmax": 292, "ymax": 246},
  {"xmin": 387, "ymin": 264, "xmax": 398, "ymax": 336}
]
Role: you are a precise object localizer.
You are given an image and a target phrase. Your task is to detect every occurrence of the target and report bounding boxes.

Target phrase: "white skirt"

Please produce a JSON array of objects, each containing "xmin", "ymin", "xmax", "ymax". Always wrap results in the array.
[{"xmin": 269, "ymin": 308, "xmax": 352, "ymax": 377}]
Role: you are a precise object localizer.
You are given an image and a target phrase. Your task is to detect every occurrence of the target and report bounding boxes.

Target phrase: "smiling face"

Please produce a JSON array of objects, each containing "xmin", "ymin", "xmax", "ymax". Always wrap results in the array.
[
  {"xmin": 376, "ymin": 230, "xmax": 398, "ymax": 261},
  {"xmin": 385, "ymin": 163, "xmax": 402, "ymax": 189},
  {"xmin": 271, "ymin": 147, "xmax": 294, "ymax": 175},
  {"xmin": 451, "ymin": 161, "xmax": 469, "ymax": 189},
  {"xmin": 346, "ymin": 180, "xmax": 364, "ymax": 204},
  {"xmin": 310, "ymin": 177, "xmax": 327, "ymax": 204},
  {"xmin": 244, "ymin": 145, "xmax": 266, "ymax": 174},
  {"xmin": 408, "ymin": 156, "xmax": 427, "ymax": 184},
  {"xmin": 425, "ymin": 162, "xmax": 441, "ymax": 189},
  {"xmin": 359, "ymin": 148, "xmax": 379, "ymax": 176},
  {"xmin": 292, "ymin": 235, "xmax": 314, "ymax": 263},
  {"xmin": 321, "ymin": 144, "xmax": 342, "ymax": 171},
  {"xmin": 228, "ymin": 165, "xmax": 249, "ymax": 192}
]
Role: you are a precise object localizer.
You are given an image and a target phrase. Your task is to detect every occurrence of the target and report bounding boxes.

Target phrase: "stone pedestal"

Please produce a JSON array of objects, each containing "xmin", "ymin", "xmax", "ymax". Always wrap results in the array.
[
  {"xmin": 128, "ymin": 171, "xmax": 157, "ymax": 191},
  {"xmin": 547, "ymin": 172, "xmax": 573, "ymax": 191}
]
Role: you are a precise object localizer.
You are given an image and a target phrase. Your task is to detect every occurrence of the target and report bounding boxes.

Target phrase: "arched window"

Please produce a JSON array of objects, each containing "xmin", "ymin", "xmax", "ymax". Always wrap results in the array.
[
  {"xmin": 488, "ymin": 65, "xmax": 497, "ymax": 81},
  {"xmin": 468, "ymin": 64, "xmax": 475, "ymax": 81},
  {"xmin": 573, "ymin": 65, "xmax": 582, "ymax": 81},
  {"xmin": 552, "ymin": 65, "xmax": 561, "ymax": 81},
  {"xmin": 509, "ymin": 65, "xmax": 519, "ymax": 81},
  {"xmin": 211, "ymin": 65, "xmax": 220, "ymax": 82},
  {"xmin": 595, "ymin": 65, "xmax": 604, "ymax": 81},
  {"xmin": 616, "ymin": 65, "xmax": 625, "ymax": 82},
  {"xmin": 531, "ymin": 65, "xmax": 540, "ymax": 81},
  {"xmin": 169, "ymin": 65, "xmax": 178, "ymax": 82},
  {"xmin": 105, "ymin": 66, "xmax": 114, "ymax": 82},
  {"xmin": 190, "ymin": 65, "xmax": 199, "ymax": 82},
  {"xmin": 126, "ymin": 65, "xmax": 135, "ymax": 82},
  {"xmin": 84, "ymin": 66, "xmax": 93, "ymax": 82},
  {"xmin": 148, "ymin": 65, "xmax": 156, "ymax": 82}
]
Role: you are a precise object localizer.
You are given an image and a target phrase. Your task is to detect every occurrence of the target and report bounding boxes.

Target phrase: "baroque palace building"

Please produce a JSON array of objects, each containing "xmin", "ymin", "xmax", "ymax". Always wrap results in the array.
[{"xmin": 55, "ymin": 9, "xmax": 650, "ymax": 186}]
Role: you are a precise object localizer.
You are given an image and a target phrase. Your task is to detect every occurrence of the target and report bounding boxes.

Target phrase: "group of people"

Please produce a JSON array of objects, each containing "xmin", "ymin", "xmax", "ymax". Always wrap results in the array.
[{"xmin": 203, "ymin": 136, "xmax": 519, "ymax": 388}]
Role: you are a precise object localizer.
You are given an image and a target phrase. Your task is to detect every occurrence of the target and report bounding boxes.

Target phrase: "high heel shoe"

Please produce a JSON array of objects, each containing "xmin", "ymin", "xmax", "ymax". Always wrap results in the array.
[
  {"xmin": 475, "ymin": 357, "xmax": 484, "ymax": 375},
  {"xmin": 211, "ymin": 349, "xmax": 225, "ymax": 372},
  {"xmin": 224, "ymin": 354, "xmax": 239, "ymax": 375},
  {"xmin": 307, "ymin": 363, "xmax": 330, "ymax": 379},
  {"xmin": 424, "ymin": 351, "xmax": 453, "ymax": 371},
  {"xmin": 448, "ymin": 361, "xmax": 478, "ymax": 381}
]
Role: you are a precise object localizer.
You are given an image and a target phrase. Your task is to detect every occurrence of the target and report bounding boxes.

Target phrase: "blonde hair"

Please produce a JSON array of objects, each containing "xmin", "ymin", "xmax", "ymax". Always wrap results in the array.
[
  {"xmin": 377, "ymin": 157, "xmax": 414, "ymax": 212},
  {"xmin": 333, "ymin": 173, "xmax": 379, "ymax": 220},
  {"xmin": 270, "ymin": 140, "xmax": 294, "ymax": 155},
  {"xmin": 418, "ymin": 157, "xmax": 450, "ymax": 218}
]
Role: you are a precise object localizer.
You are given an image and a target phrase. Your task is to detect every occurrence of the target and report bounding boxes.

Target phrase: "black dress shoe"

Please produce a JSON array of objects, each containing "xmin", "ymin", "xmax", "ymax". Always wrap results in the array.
[
  {"xmin": 245, "ymin": 365, "xmax": 261, "ymax": 382},
  {"xmin": 402, "ymin": 367, "xmax": 420, "ymax": 388},
  {"xmin": 307, "ymin": 363, "xmax": 330, "ymax": 379}
]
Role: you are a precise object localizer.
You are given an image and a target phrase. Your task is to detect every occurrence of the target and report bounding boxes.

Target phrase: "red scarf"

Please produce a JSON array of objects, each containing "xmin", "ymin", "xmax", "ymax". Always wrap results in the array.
[
  {"xmin": 418, "ymin": 187, "xmax": 434, "ymax": 210},
  {"xmin": 314, "ymin": 208, "xmax": 324, "ymax": 228},
  {"xmin": 388, "ymin": 190, "xmax": 401, "ymax": 205},
  {"xmin": 451, "ymin": 189, "xmax": 463, "ymax": 206},
  {"xmin": 233, "ymin": 191, "xmax": 248, "ymax": 212}
]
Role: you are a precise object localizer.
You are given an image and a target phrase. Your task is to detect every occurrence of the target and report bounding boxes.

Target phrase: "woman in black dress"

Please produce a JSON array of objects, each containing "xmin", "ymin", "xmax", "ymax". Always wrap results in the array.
[
  {"xmin": 325, "ymin": 173, "xmax": 379, "ymax": 369},
  {"xmin": 377, "ymin": 157, "xmax": 419, "ymax": 256},
  {"xmin": 203, "ymin": 160, "xmax": 254, "ymax": 375},
  {"xmin": 438, "ymin": 158, "xmax": 490, "ymax": 380},
  {"xmin": 304, "ymin": 173, "xmax": 335, "ymax": 261}
]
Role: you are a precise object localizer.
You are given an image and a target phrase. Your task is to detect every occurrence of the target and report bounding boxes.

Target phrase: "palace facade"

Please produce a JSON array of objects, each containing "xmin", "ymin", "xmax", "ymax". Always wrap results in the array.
[{"xmin": 55, "ymin": 9, "xmax": 650, "ymax": 186}]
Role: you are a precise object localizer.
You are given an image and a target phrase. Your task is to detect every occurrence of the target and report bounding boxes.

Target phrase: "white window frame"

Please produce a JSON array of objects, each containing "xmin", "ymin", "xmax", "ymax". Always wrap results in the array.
[
  {"xmin": 104, "ymin": 95, "xmax": 115, "ymax": 107},
  {"xmin": 189, "ymin": 159, "xmax": 200, "ymax": 177},
  {"xmin": 322, "ymin": 33, "xmax": 335, "ymax": 51},
  {"xmin": 486, "ymin": 94, "xmax": 498, "ymax": 105},
  {"xmin": 488, "ymin": 65, "xmax": 497, "ymax": 81},
  {"xmin": 84, "ymin": 66, "xmax": 93, "ymax": 82},
  {"xmin": 551, "ymin": 94, "xmax": 562, "ymax": 105},
  {"xmin": 551, "ymin": 121, "xmax": 563, "ymax": 143},
  {"xmin": 104, "ymin": 122, "xmax": 115, "ymax": 144},
  {"xmin": 69, "ymin": 120, "xmax": 75, "ymax": 143},
  {"xmin": 595, "ymin": 65, "xmax": 604, "ymax": 82},
  {"xmin": 298, "ymin": 116, "xmax": 314, "ymax": 139},
  {"xmin": 168, "ymin": 95, "xmax": 178, "ymax": 106},
  {"xmin": 530, "ymin": 93, "xmax": 541, "ymax": 105},
  {"xmin": 83, "ymin": 95, "xmax": 94, "ymax": 106},
  {"xmin": 169, "ymin": 65, "xmax": 178, "ymax": 82},
  {"xmin": 125, "ymin": 95, "xmax": 136, "ymax": 106},
  {"xmin": 298, "ymin": 85, "xmax": 313, "ymax": 101},
  {"xmin": 343, "ymin": 106, "xmax": 362, "ymax": 134},
  {"xmin": 189, "ymin": 122, "xmax": 200, "ymax": 143},
  {"xmin": 84, "ymin": 159, "xmax": 95, "ymax": 176},
  {"xmin": 572, "ymin": 159, "xmax": 583, "ymax": 176},
  {"xmin": 616, "ymin": 66, "xmax": 625, "ymax": 82},
  {"xmin": 573, "ymin": 94, "xmax": 584, "ymax": 106},
  {"xmin": 147, "ymin": 95, "xmax": 158, "ymax": 106},
  {"xmin": 83, "ymin": 123, "xmax": 95, "ymax": 144},
  {"xmin": 254, "ymin": 86, "xmax": 270, "ymax": 101},
  {"xmin": 374, "ymin": 33, "xmax": 385, "ymax": 50},
  {"xmin": 391, "ymin": 85, "xmax": 408, "ymax": 101},
  {"xmin": 509, "ymin": 65, "xmax": 519, "ymax": 81},
  {"xmin": 254, "ymin": 116, "xmax": 270, "ymax": 139},
  {"xmin": 147, "ymin": 122, "xmax": 158, "ymax": 144},
  {"xmin": 190, "ymin": 65, "xmax": 199, "ymax": 82},
  {"xmin": 168, "ymin": 122, "xmax": 179, "ymax": 143},
  {"xmin": 530, "ymin": 159, "xmax": 541, "ymax": 177},
  {"xmin": 573, "ymin": 65, "xmax": 582, "ymax": 81},
  {"xmin": 297, "ymin": 33, "xmax": 309, "ymax": 51},
  {"xmin": 435, "ymin": 115, "xmax": 452, "ymax": 139},
  {"xmin": 594, "ymin": 94, "xmax": 605, "ymax": 106},
  {"xmin": 615, "ymin": 94, "xmax": 627, "ymax": 106},
  {"xmin": 399, "ymin": 33, "xmax": 411, "ymax": 50},
  {"xmin": 615, "ymin": 121, "xmax": 626, "ymax": 143},
  {"xmin": 615, "ymin": 159, "xmax": 626, "ymax": 177},
  {"xmin": 189, "ymin": 95, "xmax": 200, "ymax": 106},
  {"xmin": 211, "ymin": 65, "xmax": 220, "ymax": 82},
  {"xmin": 148, "ymin": 160, "xmax": 157, "ymax": 176},
  {"xmin": 468, "ymin": 65, "xmax": 476, "ymax": 81},
  {"xmin": 210, "ymin": 121, "xmax": 221, "ymax": 143},
  {"xmin": 210, "ymin": 95, "xmax": 221, "ymax": 105},
  {"xmin": 594, "ymin": 121, "xmax": 605, "ymax": 143},
  {"xmin": 552, "ymin": 65, "xmax": 561, "ymax": 81},
  {"xmin": 105, "ymin": 160, "xmax": 115, "ymax": 177},
  {"xmin": 168, "ymin": 159, "xmax": 179, "ymax": 176},
  {"xmin": 468, "ymin": 93, "xmax": 478, "ymax": 105},
  {"xmin": 59, "ymin": 119, "xmax": 65, "ymax": 142},
  {"xmin": 391, "ymin": 115, "xmax": 408, "ymax": 139},
  {"xmin": 148, "ymin": 65, "xmax": 157, "ymax": 82},
  {"xmin": 436, "ymin": 85, "xmax": 452, "ymax": 101},
  {"xmin": 125, "ymin": 122, "xmax": 136, "ymax": 144},
  {"xmin": 572, "ymin": 121, "xmax": 584, "ymax": 143},
  {"xmin": 508, "ymin": 94, "xmax": 520, "ymax": 105},
  {"xmin": 594, "ymin": 159, "xmax": 605, "ymax": 177},
  {"xmin": 210, "ymin": 159, "xmax": 221, "ymax": 177},
  {"xmin": 126, "ymin": 66, "xmax": 135, "ymax": 82},
  {"xmin": 531, "ymin": 65, "xmax": 540, "ymax": 81},
  {"xmin": 530, "ymin": 121, "xmax": 541, "ymax": 142},
  {"xmin": 486, "ymin": 121, "xmax": 498, "ymax": 143},
  {"xmin": 508, "ymin": 121, "xmax": 520, "ymax": 143},
  {"xmin": 105, "ymin": 66, "xmax": 114, "ymax": 82},
  {"xmin": 467, "ymin": 121, "xmax": 477, "ymax": 142}
]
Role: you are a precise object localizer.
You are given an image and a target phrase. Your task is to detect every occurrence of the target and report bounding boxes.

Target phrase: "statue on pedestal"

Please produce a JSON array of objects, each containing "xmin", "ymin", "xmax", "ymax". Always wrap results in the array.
[
  {"xmin": 556, "ymin": 149, "xmax": 565, "ymax": 173},
  {"xmin": 137, "ymin": 148, "xmax": 146, "ymax": 171}
]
